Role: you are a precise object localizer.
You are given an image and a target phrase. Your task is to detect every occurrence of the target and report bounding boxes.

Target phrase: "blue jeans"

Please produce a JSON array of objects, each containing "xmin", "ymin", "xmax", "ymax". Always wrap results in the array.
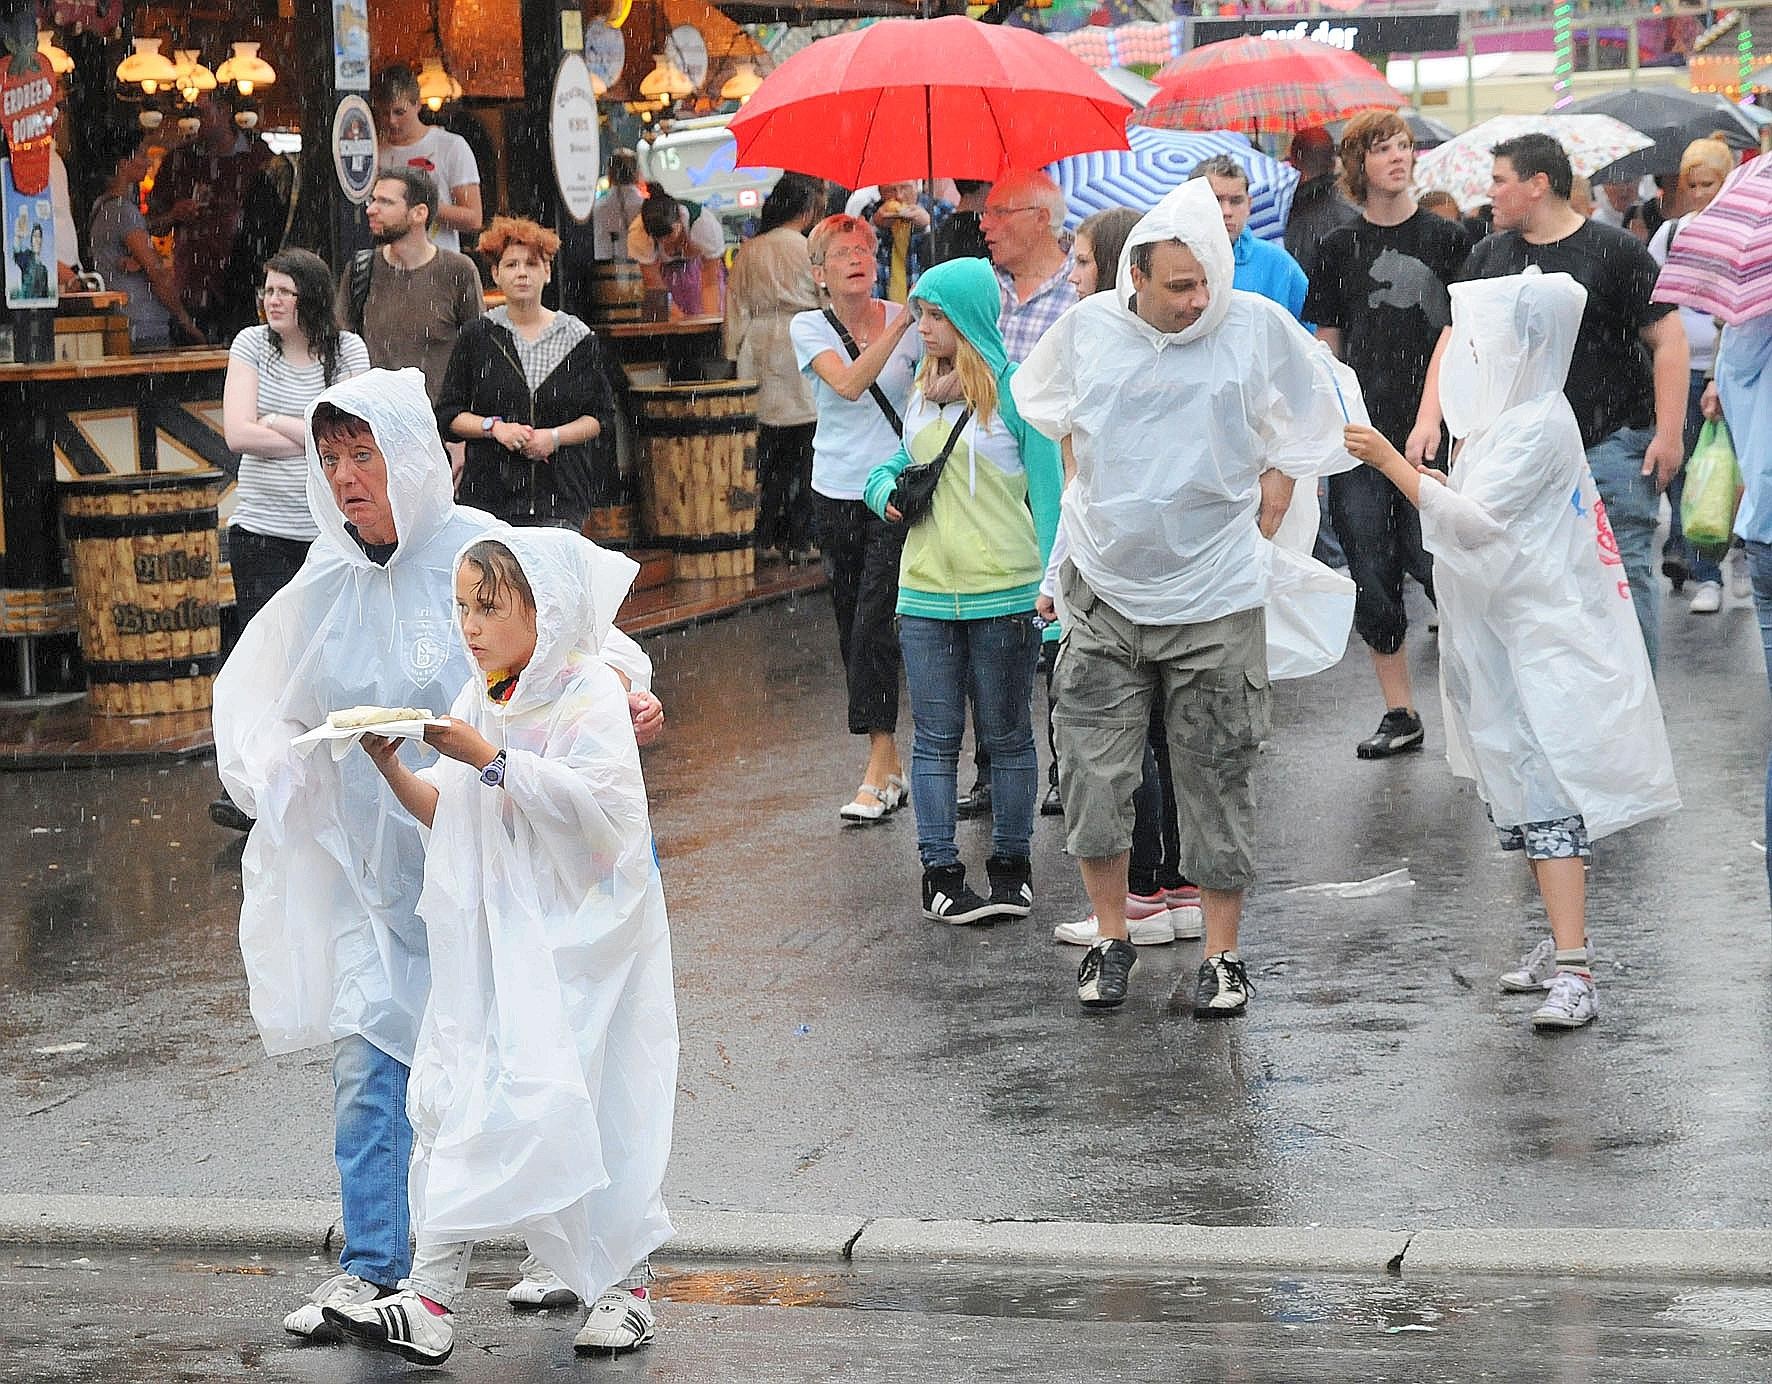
[
  {"xmin": 1747, "ymin": 541, "xmax": 1772, "ymax": 908},
  {"xmin": 333, "ymin": 1035, "xmax": 413, "ymax": 1287},
  {"xmin": 1585, "ymin": 425, "xmax": 1662, "ymax": 672},
  {"xmin": 897, "ymin": 613, "xmax": 1042, "ymax": 867},
  {"xmin": 1664, "ymin": 371, "xmax": 1725, "ymax": 587}
]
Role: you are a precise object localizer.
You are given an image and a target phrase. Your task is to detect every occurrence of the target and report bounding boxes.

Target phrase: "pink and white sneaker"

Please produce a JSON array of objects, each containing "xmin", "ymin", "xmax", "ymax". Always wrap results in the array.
[
  {"xmin": 1164, "ymin": 884, "xmax": 1204, "ymax": 940},
  {"xmin": 1053, "ymin": 892, "xmax": 1173, "ymax": 946}
]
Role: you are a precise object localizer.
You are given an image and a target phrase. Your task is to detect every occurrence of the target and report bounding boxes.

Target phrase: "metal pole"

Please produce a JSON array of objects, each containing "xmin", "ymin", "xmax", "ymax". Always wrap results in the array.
[
  {"xmin": 1628, "ymin": 18, "xmax": 1640, "ymax": 85},
  {"xmin": 1466, "ymin": 34, "xmax": 1477, "ymax": 129}
]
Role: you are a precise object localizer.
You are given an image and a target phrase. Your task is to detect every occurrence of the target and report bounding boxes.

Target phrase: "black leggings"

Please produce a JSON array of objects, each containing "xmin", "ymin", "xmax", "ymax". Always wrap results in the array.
[
  {"xmin": 756, "ymin": 422, "xmax": 816, "ymax": 552},
  {"xmin": 1128, "ymin": 701, "xmax": 1192, "ymax": 898},
  {"xmin": 812, "ymin": 493, "xmax": 905, "ymax": 736}
]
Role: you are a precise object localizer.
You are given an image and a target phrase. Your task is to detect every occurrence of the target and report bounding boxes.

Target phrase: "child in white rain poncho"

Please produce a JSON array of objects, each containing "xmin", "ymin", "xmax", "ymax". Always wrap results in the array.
[
  {"xmin": 326, "ymin": 528, "xmax": 676, "ymax": 1366},
  {"xmin": 1344, "ymin": 270, "xmax": 1678, "ymax": 1033}
]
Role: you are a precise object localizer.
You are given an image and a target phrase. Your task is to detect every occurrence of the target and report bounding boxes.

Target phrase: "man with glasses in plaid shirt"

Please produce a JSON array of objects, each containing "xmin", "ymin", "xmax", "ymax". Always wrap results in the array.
[{"xmin": 969, "ymin": 170, "xmax": 1080, "ymax": 820}]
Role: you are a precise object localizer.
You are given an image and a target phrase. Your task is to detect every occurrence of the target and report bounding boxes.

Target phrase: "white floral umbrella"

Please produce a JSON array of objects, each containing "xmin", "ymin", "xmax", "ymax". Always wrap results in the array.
[{"xmin": 1413, "ymin": 114, "xmax": 1654, "ymax": 212}]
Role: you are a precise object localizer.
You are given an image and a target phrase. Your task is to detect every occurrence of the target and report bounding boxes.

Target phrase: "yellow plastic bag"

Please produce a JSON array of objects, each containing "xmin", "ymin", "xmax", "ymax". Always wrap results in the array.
[{"xmin": 1680, "ymin": 419, "xmax": 1741, "ymax": 550}]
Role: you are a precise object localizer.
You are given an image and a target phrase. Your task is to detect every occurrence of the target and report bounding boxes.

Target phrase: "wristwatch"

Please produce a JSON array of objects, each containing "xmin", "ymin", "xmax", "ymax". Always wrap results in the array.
[
  {"xmin": 479, "ymin": 749, "xmax": 507, "ymax": 788},
  {"xmin": 481, "ymin": 415, "xmax": 502, "ymax": 434}
]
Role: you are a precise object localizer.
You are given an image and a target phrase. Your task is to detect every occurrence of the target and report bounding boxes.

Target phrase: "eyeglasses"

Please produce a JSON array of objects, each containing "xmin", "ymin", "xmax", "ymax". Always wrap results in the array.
[
  {"xmin": 980, "ymin": 205, "xmax": 1042, "ymax": 221},
  {"xmin": 257, "ymin": 285, "xmax": 298, "ymax": 301},
  {"xmin": 816, "ymin": 245, "xmax": 872, "ymax": 264}
]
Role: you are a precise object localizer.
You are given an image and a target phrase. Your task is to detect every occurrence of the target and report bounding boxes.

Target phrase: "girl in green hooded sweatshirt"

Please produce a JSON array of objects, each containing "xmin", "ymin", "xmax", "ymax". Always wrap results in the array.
[{"xmin": 863, "ymin": 258, "xmax": 1063, "ymax": 925}]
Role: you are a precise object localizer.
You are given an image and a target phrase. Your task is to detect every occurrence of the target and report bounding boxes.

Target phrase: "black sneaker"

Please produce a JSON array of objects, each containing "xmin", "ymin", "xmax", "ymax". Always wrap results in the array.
[
  {"xmin": 985, "ymin": 854, "xmax": 1032, "ymax": 918},
  {"xmin": 1077, "ymin": 938, "xmax": 1136, "ymax": 1009},
  {"xmin": 921, "ymin": 864, "xmax": 999, "ymax": 925},
  {"xmin": 1355, "ymin": 708, "xmax": 1424, "ymax": 760},
  {"xmin": 1662, "ymin": 553, "xmax": 1690, "ymax": 594},
  {"xmin": 955, "ymin": 780, "xmax": 992, "ymax": 819},
  {"xmin": 1039, "ymin": 782, "xmax": 1063, "ymax": 817},
  {"xmin": 208, "ymin": 796, "xmax": 255, "ymax": 832},
  {"xmin": 1194, "ymin": 952, "xmax": 1255, "ymax": 1019}
]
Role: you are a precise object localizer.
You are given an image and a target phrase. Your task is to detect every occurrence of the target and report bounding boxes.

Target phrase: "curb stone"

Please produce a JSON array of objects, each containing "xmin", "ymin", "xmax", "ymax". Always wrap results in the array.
[{"xmin": 3, "ymin": 1197, "xmax": 1769, "ymax": 1280}]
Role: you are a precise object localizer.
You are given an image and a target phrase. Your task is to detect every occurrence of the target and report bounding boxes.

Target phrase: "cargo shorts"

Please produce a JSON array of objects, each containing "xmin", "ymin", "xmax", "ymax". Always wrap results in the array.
[{"xmin": 1052, "ymin": 563, "xmax": 1270, "ymax": 891}]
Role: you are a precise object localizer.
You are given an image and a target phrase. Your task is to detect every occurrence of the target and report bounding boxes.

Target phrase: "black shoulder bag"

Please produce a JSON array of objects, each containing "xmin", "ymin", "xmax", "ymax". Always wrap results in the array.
[
  {"xmin": 891, "ymin": 406, "xmax": 972, "ymax": 526},
  {"xmin": 346, "ymin": 248, "xmax": 375, "ymax": 334},
  {"xmin": 822, "ymin": 307, "xmax": 902, "ymax": 435}
]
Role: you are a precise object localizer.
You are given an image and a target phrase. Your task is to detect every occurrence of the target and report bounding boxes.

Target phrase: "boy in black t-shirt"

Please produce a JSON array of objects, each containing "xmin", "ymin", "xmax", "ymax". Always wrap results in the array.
[
  {"xmin": 1305, "ymin": 111, "xmax": 1470, "ymax": 761},
  {"xmin": 1415, "ymin": 133, "xmax": 1687, "ymax": 670}
]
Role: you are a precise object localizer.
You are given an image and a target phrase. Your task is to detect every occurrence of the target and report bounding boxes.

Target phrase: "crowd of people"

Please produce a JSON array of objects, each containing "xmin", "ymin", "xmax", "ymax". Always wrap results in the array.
[{"xmin": 185, "ymin": 76, "xmax": 1771, "ymax": 1366}]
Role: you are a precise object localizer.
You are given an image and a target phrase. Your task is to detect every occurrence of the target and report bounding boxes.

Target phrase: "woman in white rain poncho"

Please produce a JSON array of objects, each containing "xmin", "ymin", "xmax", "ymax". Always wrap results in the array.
[
  {"xmin": 1345, "ymin": 270, "xmax": 1678, "ymax": 1033},
  {"xmin": 325, "ymin": 527, "xmax": 675, "ymax": 1366},
  {"xmin": 213, "ymin": 367, "xmax": 656, "ymax": 1339}
]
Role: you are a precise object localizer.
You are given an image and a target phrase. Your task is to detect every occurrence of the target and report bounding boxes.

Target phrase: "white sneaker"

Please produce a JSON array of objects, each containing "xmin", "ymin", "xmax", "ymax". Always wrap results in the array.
[
  {"xmin": 324, "ymin": 1288, "xmax": 454, "ymax": 1366},
  {"xmin": 1054, "ymin": 893, "xmax": 1173, "ymax": 946},
  {"xmin": 574, "ymin": 1286, "xmax": 657, "ymax": 1355},
  {"xmin": 1498, "ymin": 937, "xmax": 1557, "ymax": 993},
  {"xmin": 1531, "ymin": 971, "xmax": 1598, "ymax": 1031},
  {"xmin": 1690, "ymin": 581, "xmax": 1723, "ymax": 614},
  {"xmin": 1164, "ymin": 884, "xmax": 1205, "ymax": 941},
  {"xmin": 1730, "ymin": 548, "xmax": 1753, "ymax": 601},
  {"xmin": 282, "ymin": 1271, "xmax": 383, "ymax": 1339},
  {"xmin": 507, "ymin": 1253, "xmax": 579, "ymax": 1309}
]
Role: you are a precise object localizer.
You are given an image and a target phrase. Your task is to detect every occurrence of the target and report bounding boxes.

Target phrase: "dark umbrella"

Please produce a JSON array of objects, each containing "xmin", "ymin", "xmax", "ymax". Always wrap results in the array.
[
  {"xmin": 1327, "ymin": 107, "xmax": 1456, "ymax": 150},
  {"xmin": 1562, "ymin": 89, "xmax": 1759, "ymax": 184}
]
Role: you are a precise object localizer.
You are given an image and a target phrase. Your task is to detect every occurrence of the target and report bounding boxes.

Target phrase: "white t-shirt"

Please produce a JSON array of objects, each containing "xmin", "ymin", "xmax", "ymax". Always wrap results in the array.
[
  {"xmin": 379, "ymin": 127, "xmax": 481, "ymax": 254},
  {"xmin": 627, "ymin": 205, "xmax": 725, "ymax": 265},
  {"xmin": 791, "ymin": 303, "xmax": 921, "ymax": 500}
]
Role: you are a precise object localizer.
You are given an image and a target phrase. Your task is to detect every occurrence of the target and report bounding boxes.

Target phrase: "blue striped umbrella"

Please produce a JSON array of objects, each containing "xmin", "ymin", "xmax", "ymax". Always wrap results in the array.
[{"xmin": 1050, "ymin": 125, "xmax": 1299, "ymax": 242}]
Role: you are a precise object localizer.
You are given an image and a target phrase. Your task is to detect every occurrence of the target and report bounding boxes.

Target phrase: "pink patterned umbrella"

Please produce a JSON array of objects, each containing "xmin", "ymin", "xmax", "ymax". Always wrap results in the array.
[
  {"xmin": 1653, "ymin": 155, "xmax": 1772, "ymax": 327},
  {"xmin": 1137, "ymin": 36, "xmax": 1402, "ymax": 136}
]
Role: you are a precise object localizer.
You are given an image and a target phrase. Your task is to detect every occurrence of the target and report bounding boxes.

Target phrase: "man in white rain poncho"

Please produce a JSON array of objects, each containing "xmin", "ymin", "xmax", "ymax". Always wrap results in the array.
[
  {"xmin": 213, "ymin": 368, "xmax": 661, "ymax": 1341},
  {"xmin": 324, "ymin": 528, "xmax": 675, "ymax": 1365},
  {"xmin": 1013, "ymin": 179, "xmax": 1358, "ymax": 1016},
  {"xmin": 1344, "ymin": 271, "xmax": 1678, "ymax": 1031}
]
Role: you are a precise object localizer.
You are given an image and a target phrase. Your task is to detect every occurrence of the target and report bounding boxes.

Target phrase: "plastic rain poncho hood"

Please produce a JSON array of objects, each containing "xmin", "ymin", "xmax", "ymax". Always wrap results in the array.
[
  {"xmin": 1426, "ymin": 271, "xmax": 1678, "ymax": 838},
  {"xmin": 214, "ymin": 367, "xmax": 651, "ymax": 1065},
  {"xmin": 407, "ymin": 526, "xmax": 675, "ymax": 1303},
  {"xmin": 1011, "ymin": 179, "xmax": 1359, "ymax": 675}
]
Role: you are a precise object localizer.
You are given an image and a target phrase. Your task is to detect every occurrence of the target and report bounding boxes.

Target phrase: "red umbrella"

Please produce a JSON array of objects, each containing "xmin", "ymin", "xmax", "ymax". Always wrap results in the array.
[
  {"xmin": 727, "ymin": 16, "xmax": 1132, "ymax": 187},
  {"xmin": 1137, "ymin": 36, "xmax": 1402, "ymax": 136}
]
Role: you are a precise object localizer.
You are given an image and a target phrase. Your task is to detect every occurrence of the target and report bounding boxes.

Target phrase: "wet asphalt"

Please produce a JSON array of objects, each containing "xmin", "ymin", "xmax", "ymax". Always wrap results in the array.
[
  {"xmin": 2, "ymin": 576, "xmax": 1771, "ymax": 1230},
  {"xmin": 5, "ymin": 1247, "xmax": 1772, "ymax": 1382}
]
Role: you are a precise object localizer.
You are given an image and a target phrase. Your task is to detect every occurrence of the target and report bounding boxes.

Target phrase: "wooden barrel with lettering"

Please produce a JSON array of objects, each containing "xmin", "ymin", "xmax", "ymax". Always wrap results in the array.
[
  {"xmin": 59, "ymin": 471, "xmax": 226, "ymax": 716},
  {"xmin": 630, "ymin": 379, "xmax": 758, "ymax": 581},
  {"xmin": 586, "ymin": 261, "xmax": 645, "ymax": 325}
]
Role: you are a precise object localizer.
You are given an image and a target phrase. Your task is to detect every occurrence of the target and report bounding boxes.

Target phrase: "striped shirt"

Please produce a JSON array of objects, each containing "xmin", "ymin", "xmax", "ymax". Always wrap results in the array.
[{"xmin": 228, "ymin": 326, "xmax": 371, "ymax": 541}]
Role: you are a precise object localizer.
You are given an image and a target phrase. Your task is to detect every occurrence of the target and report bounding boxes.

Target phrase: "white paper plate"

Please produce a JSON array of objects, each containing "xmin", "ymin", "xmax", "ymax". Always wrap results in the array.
[{"xmin": 292, "ymin": 718, "xmax": 448, "ymax": 759}]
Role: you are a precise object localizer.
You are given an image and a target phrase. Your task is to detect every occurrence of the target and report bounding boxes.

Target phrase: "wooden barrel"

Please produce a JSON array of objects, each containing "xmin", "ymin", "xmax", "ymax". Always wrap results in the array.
[
  {"xmin": 586, "ymin": 261, "xmax": 645, "ymax": 326},
  {"xmin": 59, "ymin": 470, "xmax": 226, "ymax": 716},
  {"xmin": 631, "ymin": 379, "xmax": 758, "ymax": 581},
  {"xmin": 583, "ymin": 503, "xmax": 636, "ymax": 548}
]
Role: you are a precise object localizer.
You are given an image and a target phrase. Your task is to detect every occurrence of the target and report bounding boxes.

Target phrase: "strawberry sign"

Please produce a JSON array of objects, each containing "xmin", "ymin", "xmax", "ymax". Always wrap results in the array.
[{"xmin": 0, "ymin": 45, "xmax": 59, "ymax": 197}]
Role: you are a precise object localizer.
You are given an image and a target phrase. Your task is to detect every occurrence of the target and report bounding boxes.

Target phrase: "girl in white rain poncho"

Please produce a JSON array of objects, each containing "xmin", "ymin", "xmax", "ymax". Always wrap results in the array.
[
  {"xmin": 326, "ymin": 527, "xmax": 676, "ymax": 1367},
  {"xmin": 1345, "ymin": 271, "xmax": 1678, "ymax": 1033}
]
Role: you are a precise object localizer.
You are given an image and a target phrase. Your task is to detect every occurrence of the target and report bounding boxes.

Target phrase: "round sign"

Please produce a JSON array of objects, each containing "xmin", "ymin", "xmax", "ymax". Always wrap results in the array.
[
  {"xmin": 551, "ymin": 53, "xmax": 601, "ymax": 225},
  {"xmin": 666, "ymin": 25, "xmax": 709, "ymax": 90},
  {"xmin": 331, "ymin": 94, "xmax": 378, "ymax": 205},
  {"xmin": 583, "ymin": 20, "xmax": 626, "ymax": 88}
]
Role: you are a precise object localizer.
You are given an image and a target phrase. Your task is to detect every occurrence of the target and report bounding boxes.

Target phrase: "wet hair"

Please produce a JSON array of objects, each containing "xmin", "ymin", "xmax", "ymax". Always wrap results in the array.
[
  {"xmin": 373, "ymin": 166, "xmax": 439, "ymax": 229},
  {"xmin": 309, "ymin": 401, "xmax": 376, "ymax": 446},
  {"xmin": 479, "ymin": 214, "xmax": 561, "ymax": 266},
  {"xmin": 1418, "ymin": 189, "xmax": 1461, "ymax": 218},
  {"xmin": 607, "ymin": 149, "xmax": 639, "ymax": 186},
  {"xmin": 1339, "ymin": 111, "xmax": 1413, "ymax": 204},
  {"xmin": 1491, "ymin": 133, "xmax": 1574, "ymax": 201},
  {"xmin": 1076, "ymin": 207, "xmax": 1140, "ymax": 294},
  {"xmin": 760, "ymin": 173, "xmax": 826, "ymax": 233},
  {"xmin": 808, "ymin": 212, "xmax": 878, "ymax": 264},
  {"xmin": 373, "ymin": 64, "xmax": 421, "ymax": 108},
  {"xmin": 262, "ymin": 248, "xmax": 346, "ymax": 385},
  {"xmin": 1188, "ymin": 154, "xmax": 1249, "ymax": 191},
  {"xmin": 460, "ymin": 540, "xmax": 537, "ymax": 614},
  {"xmin": 1128, "ymin": 236, "xmax": 1185, "ymax": 278},
  {"xmin": 1289, "ymin": 126, "xmax": 1335, "ymax": 177},
  {"xmin": 640, "ymin": 191, "xmax": 684, "ymax": 242}
]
